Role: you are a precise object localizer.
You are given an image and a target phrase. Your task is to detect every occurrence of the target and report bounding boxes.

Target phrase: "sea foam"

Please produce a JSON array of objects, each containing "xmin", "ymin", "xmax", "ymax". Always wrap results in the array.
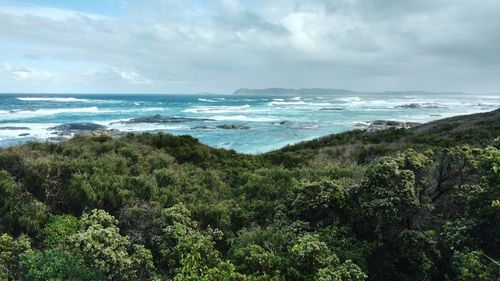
[{"xmin": 17, "ymin": 97, "xmax": 92, "ymax": 102}]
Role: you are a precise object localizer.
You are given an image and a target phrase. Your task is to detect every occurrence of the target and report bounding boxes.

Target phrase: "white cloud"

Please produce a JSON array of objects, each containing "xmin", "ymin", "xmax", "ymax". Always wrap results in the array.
[
  {"xmin": 76, "ymin": 67, "xmax": 151, "ymax": 85},
  {"xmin": 0, "ymin": 5, "xmax": 111, "ymax": 20},
  {"xmin": 219, "ymin": 0, "xmax": 241, "ymax": 13},
  {"xmin": 111, "ymin": 68, "xmax": 152, "ymax": 84},
  {"xmin": 1, "ymin": 62, "xmax": 53, "ymax": 81}
]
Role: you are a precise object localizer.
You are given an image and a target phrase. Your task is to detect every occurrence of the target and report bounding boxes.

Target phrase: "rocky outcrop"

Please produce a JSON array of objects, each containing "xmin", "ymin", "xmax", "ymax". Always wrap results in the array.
[
  {"xmin": 191, "ymin": 126, "xmax": 213, "ymax": 130},
  {"xmin": 191, "ymin": 124, "xmax": 250, "ymax": 130},
  {"xmin": 367, "ymin": 120, "xmax": 421, "ymax": 132},
  {"xmin": 216, "ymin": 124, "xmax": 250, "ymax": 130},
  {"xmin": 47, "ymin": 123, "xmax": 124, "ymax": 139},
  {"xmin": 111, "ymin": 115, "xmax": 214, "ymax": 125},
  {"xmin": 269, "ymin": 121, "xmax": 294, "ymax": 125},
  {"xmin": 48, "ymin": 123, "xmax": 107, "ymax": 132},
  {"xmin": 395, "ymin": 103, "xmax": 442, "ymax": 109}
]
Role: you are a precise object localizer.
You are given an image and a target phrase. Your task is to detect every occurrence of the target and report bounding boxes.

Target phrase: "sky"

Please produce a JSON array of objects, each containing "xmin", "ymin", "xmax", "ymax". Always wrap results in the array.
[{"xmin": 0, "ymin": 0, "xmax": 499, "ymax": 94}]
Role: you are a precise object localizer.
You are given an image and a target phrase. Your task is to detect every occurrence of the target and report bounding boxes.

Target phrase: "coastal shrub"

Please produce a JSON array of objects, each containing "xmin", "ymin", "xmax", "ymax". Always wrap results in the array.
[
  {"xmin": 0, "ymin": 111, "xmax": 498, "ymax": 280},
  {"xmin": 72, "ymin": 209, "xmax": 156, "ymax": 280}
]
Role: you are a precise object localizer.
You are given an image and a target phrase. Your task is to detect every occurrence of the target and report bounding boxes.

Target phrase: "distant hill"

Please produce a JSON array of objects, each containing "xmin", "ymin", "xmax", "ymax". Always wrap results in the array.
[
  {"xmin": 233, "ymin": 88, "xmax": 357, "ymax": 95},
  {"xmin": 232, "ymin": 87, "xmax": 469, "ymax": 96}
]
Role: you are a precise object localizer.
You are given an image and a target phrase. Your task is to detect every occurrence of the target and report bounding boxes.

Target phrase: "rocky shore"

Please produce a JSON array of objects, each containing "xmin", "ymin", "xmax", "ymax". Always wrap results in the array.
[
  {"xmin": 364, "ymin": 120, "xmax": 421, "ymax": 131},
  {"xmin": 40, "ymin": 113, "xmax": 424, "ymax": 145},
  {"xmin": 395, "ymin": 103, "xmax": 442, "ymax": 109}
]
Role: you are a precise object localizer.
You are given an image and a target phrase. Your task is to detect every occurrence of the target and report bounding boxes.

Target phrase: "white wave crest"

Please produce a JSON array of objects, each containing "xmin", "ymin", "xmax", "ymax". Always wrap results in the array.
[
  {"xmin": 210, "ymin": 115, "xmax": 275, "ymax": 122},
  {"xmin": 183, "ymin": 105, "xmax": 255, "ymax": 114},
  {"xmin": 337, "ymin": 97, "xmax": 361, "ymax": 102},
  {"xmin": 268, "ymin": 101, "xmax": 306, "ymax": 106},
  {"xmin": 7, "ymin": 107, "xmax": 99, "ymax": 115},
  {"xmin": 198, "ymin": 98, "xmax": 216, "ymax": 103},
  {"xmin": 267, "ymin": 101, "xmax": 330, "ymax": 106},
  {"xmin": 198, "ymin": 98, "xmax": 227, "ymax": 103},
  {"xmin": 17, "ymin": 97, "xmax": 92, "ymax": 102}
]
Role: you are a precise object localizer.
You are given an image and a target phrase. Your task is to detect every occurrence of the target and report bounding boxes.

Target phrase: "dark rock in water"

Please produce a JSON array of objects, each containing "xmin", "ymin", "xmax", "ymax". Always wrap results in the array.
[
  {"xmin": 9, "ymin": 109, "xmax": 36, "ymax": 113},
  {"xmin": 216, "ymin": 124, "xmax": 250, "ymax": 130},
  {"xmin": 396, "ymin": 103, "xmax": 421, "ymax": 109},
  {"xmin": 395, "ymin": 103, "xmax": 442, "ymax": 109},
  {"xmin": 0, "ymin": 126, "xmax": 30, "ymax": 130},
  {"xmin": 48, "ymin": 123, "xmax": 107, "ymax": 132},
  {"xmin": 319, "ymin": 107, "xmax": 344, "ymax": 111},
  {"xmin": 191, "ymin": 126, "xmax": 214, "ymax": 130},
  {"xmin": 112, "ymin": 115, "xmax": 215, "ymax": 124},
  {"xmin": 18, "ymin": 133, "xmax": 30, "ymax": 136},
  {"xmin": 192, "ymin": 124, "xmax": 250, "ymax": 130}
]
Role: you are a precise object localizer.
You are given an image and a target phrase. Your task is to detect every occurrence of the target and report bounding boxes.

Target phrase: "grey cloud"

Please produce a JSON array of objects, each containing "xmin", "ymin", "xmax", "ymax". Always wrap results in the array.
[{"xmin": 0, "ymin": 0, "xmax": 499, "ymax": 93}]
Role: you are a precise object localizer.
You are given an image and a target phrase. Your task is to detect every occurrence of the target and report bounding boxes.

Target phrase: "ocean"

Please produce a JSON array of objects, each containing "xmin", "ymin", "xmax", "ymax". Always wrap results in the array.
[{"xmin": 0, "ymin": 93, "xmax": 498, "ymax": 154}]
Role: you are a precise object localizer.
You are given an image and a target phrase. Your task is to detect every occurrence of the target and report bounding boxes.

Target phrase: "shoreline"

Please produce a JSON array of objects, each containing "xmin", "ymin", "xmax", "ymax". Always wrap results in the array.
[{"xmin": 2, "ymin": 109, "xmax": 495, "ymax": 154}]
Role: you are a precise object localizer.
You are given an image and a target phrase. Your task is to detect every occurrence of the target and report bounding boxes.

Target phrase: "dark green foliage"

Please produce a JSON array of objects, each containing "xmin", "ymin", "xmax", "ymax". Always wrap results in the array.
[
  {"xmin": 41, "ymin": 214, "xmax": 79, "ymax": 248},
  {"xmin": 289, "ymin": 179, "xmax": 348, "ymax": 225},
  {"xmin": 0, "ymin": 171, "xmax": 20, "ymax": 234},
  {"xmin": 0, "ymin": 110, "xmax": 499, "ymax": 280},
  {"xmin": 20, "ymin": 249, "xmax": 103, "ymax": 281},
  {"xmin": 451, "ymin": 250, "xmax": 500, "ymax": 281},
  {"xmin": 0, "ymin": 234, "xmax": 31, "ymax": 280}
]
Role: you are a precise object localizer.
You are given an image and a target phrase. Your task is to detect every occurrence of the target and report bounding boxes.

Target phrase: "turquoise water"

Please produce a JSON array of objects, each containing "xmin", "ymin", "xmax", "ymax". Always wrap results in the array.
[{"xmin": 0, "ymin": 93, "xmax": 498, "ymax": 154}]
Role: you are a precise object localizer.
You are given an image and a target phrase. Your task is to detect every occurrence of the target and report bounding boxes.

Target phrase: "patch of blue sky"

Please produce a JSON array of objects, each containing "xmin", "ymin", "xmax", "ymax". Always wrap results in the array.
[{"xmin": 3, "ymin": 0, "xmax": 126, "ymax": 15}]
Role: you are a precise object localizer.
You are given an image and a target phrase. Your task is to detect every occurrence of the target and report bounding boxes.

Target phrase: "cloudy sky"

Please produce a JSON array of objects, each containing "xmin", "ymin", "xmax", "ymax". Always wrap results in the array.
[{"xmin": 0, "ymin": 0, "xmax": 499, "ymax": 94}]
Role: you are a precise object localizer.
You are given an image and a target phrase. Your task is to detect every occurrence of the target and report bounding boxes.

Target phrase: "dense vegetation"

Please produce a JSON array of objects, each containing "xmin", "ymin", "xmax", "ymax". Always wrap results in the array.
[{"xmin": 1, "ymin": 109, "xmax": 499, "ymax": 280}]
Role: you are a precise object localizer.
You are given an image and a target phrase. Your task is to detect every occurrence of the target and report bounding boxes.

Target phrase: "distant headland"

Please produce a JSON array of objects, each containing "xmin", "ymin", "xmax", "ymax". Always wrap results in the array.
[{"xmin": 232, "ymin": 88, "xmax": 473, "ymax": 96}]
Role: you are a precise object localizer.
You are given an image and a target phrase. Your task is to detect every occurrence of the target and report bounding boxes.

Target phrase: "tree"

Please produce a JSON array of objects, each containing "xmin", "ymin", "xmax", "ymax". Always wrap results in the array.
[
  {"xmin": 359, "ymin": 160, "xmax": 418, "ymax": 237},
  {"xmin": 289, "ymin": 234, "xmax": 367, "ymax": 281},
  {"xmin": 0, "ymin": 234, "xmax": 31, "ymax": 281},
  {"xmin": 316, "ymin": 260, "xmax": 367, "ymax": 281},
  {"xmin": 0, "ymin": 171, "xmax": 20, "ymax": 234},
  {"xmin": 429, "ymin": 146, "xmax": 481, "ymax": 203},
  {"xmin": 153, "ymin": 204, "xmax": 222, "ymax": 275},
  {"xmin": 174, "ymin": 253, "xmax": 247, "ymax": 281},
  {"xmin": 18, "ymin": 200, "xmax": 49, "ymax": 236},
  {"xmin": 71, "ymin": 209, "xmax": 156, "ymax": 280},
  {"xmin": 290, "ymin": 180, "xmax": 348, "ymax": 225},
  {"xmin": 290, "ymin": 234, "xmax": 337, "ymax": 275},
  {"xmin": 20, "ymin": 249, "xmax": 103, "ymax": 281},
  {"xmin": 451, "ymin": 251, "xmax": 500, "ymax": 281},
  {"xmin": 41, "ymin": 214, "xmax": 79, "ymax": 248}
]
